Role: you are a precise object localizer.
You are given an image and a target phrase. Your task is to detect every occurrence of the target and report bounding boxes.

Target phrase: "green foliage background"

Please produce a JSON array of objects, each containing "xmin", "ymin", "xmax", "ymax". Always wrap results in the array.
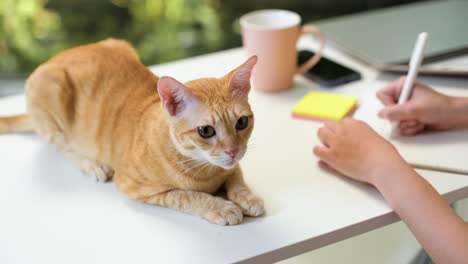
[{"xmin": 0, "ymin": 0, "xmax": 223, "ymax": 76}]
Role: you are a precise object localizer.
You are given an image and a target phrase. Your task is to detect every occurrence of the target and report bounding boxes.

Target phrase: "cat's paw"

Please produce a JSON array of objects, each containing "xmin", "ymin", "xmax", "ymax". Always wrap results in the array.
[
  {"xmin": 231, "ymin": 191, "xmax": 265, "ymax": 217},
  {"xmin": 80, "ymin": 160, "xmax": 114, "ymax": 182},
  {"xmin": 203, "ymin": 201, "xmax": 243, "ymax": 225}
]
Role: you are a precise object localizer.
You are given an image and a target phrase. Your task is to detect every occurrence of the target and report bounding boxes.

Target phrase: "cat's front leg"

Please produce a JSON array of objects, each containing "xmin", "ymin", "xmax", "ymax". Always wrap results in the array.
[
  {"xmin": 116, "ymin": 173, "xmax": 244, "ymax": 225},
  {"xmin": 225, "ymin": 168, "xmax": 265, "ymax": 217},
  {"xmin": 153, "ymin": 190, "xmax": 244, "ymax": 225}
]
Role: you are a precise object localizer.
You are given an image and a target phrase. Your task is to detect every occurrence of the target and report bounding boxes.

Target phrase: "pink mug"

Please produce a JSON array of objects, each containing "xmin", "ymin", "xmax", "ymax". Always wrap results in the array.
[{"xmin": 240, "ymin": 9, "xmax": 325, "ymax": 92}]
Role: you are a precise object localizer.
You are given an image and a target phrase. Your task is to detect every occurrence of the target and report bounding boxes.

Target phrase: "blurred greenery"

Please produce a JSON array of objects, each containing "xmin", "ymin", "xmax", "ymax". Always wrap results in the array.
[
  {"xmin": 0, "ymin": 0, "xmax": 426, "ymax": 77},
  {"xmin": 0, "ymin": 0, "xmax": 223, "ymax": 76}
]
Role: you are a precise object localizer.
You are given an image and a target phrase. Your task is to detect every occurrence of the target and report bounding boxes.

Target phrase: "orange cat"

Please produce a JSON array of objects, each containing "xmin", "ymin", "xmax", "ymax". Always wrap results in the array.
[{"xmin": 0, "ymin": 39, "xmax": 264, "ymax": 225}]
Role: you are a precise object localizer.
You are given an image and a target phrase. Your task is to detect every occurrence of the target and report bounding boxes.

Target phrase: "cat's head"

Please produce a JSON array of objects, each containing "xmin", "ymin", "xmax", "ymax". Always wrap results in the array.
[{"xmin": 157, "ymin": 56, "xmax": 257, "ymax": 170}]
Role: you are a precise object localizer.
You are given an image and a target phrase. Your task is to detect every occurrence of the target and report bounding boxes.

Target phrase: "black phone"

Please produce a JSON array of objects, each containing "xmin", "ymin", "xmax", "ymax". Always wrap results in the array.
[{"xmin": 298, "ymin": 50, "xmax": 361, "ymax": 87}]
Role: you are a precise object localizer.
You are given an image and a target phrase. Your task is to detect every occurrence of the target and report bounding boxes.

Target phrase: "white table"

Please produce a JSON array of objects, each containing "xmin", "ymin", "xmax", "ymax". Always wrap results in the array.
[{"xmin": 2, "ymin": 42, "xmax": 468, "ymax": 264}]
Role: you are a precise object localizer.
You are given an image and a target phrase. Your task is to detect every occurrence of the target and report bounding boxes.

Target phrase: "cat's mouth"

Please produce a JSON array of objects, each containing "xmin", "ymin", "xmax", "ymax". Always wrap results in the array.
[
  {"xmin": 219, "ymin": 163, "xmax": 237, "ymax": 170},
  {"xmin": 225, "ymin": 159, "xmax": 237, "ymax": 167},
  {"xmin": 211, "ymin": 157, "xmax": 238, "ymax": 170},
  {"xmin": 208, "ymin": 151, "xmax": 245, "ymax": 170},
  {"xmin": 219, "ymin": 155, "xmax": 243, "ymax": 169}
]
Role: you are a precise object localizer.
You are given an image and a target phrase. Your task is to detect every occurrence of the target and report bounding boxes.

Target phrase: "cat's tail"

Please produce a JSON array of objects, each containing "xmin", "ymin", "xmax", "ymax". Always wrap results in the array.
[{"xmin": 0, "ymin": 114, "xmax": 34, "ymax": 134}]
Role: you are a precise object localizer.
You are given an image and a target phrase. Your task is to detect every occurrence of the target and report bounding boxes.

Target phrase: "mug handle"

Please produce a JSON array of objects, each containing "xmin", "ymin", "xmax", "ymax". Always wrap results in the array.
[{"xmin": 296, "ymin": 25, "xmax": 326, "ymax": 74}]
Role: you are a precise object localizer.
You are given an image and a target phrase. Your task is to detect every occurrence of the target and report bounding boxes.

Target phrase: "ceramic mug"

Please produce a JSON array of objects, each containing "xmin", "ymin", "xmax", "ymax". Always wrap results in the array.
[{"xmin": 240, "ymin": 9, "xmax": 325, "ymax": 92}]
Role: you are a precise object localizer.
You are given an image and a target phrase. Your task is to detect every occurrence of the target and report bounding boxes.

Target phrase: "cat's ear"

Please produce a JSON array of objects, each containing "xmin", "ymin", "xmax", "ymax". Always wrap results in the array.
[
  {"xmin": 157, "ymin": 76, "xmax": 195, "ymax": 116},
  {"xmin": 227, "ymin": 55, "xmax": 257, "ymax": 98}
]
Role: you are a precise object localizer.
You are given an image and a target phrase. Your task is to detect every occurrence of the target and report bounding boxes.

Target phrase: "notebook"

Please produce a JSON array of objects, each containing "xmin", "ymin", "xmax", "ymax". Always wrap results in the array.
[
  {"xmin": 315, "ymin": 0, "xmax": 468, "ymax": 76},
  {"xmin": 354, "ymin": 89, "xmax": 468, "ymax": 175}
]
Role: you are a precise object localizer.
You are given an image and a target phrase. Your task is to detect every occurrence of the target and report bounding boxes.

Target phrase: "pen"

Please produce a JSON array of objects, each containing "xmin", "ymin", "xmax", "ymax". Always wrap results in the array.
[{"xmin": 389, "ymin": 32, "xmax": 428, "ymax": 137}]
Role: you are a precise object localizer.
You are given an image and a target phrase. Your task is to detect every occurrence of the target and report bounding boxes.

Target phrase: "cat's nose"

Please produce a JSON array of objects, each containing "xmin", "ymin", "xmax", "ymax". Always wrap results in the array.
[{"xmin": 225, "ymin": 148, "xmax": 239, "ymax": 159}]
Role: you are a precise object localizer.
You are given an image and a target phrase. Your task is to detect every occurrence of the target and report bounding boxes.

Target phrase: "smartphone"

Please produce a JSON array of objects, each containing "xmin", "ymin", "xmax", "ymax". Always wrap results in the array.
[{"xmin": 298, "ymin": 50, "xmax": 361, "ymax": 87}]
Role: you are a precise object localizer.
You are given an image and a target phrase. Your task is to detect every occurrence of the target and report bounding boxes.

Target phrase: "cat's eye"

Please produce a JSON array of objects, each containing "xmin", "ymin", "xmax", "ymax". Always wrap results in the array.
[
  {"xmin": 198, "ymin": 125, "xmax": 216, "ymax": 138},
  {"xmin": 236, "ymin": 116, "xmax": 249, "ymax": 130}
]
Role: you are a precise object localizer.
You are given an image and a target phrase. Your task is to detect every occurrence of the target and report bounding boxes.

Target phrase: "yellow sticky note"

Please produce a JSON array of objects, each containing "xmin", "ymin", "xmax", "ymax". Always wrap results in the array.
[{"xmin": 291, "ymin": 91, "xmax": 358, "ymax": 121}]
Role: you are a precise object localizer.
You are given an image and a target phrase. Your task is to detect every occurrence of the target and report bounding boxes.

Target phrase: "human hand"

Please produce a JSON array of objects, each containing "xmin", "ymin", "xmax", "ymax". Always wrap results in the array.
[
  {"xmin": 377, "ymin": 76, "xmax": 461, "ymax": 135},
  {"xmin": 313, "ymin": 118, "xmax": 407, "ymax": 185}
]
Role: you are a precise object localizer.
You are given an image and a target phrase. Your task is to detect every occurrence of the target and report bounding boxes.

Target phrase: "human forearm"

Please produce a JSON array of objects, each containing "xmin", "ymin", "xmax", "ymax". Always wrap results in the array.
[
  {"xmin": 448, "ymin": 96, "xmax": 468, "ymax": 128},
  {"xmin": 315, "ymin": 116, "xmax": 468, "ymax": 263},
  {"xmin": 373, "ymin": 165, "xmax": 468, "ymax": 264}
]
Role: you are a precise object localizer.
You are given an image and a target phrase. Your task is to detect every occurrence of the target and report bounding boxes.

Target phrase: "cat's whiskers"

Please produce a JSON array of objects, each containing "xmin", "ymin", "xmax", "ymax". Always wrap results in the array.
[
  {"xmin": 240, "ymin": 144, "xmax": 252, "ymax": 159},
  {"xmin": 176, "ymin": 158, "xmax": 199, "ymax": 168},
  {"xmin": 180, "ymin": 163, "xmax": 201, "ymax": 174},
  {"xmin": 172, "ymin": 152, "xmax": 216, "ymax": 176},
  {"xmin": 247, "ymin": 142, "xmax": 254, "ymax": 151},
  {"xmin": 175, "ymin": 157, "xmax": 212, "ymax": 175},
  {"xmin": 191, "ymin": 161, "xmax": 212, "ymax": 179}
]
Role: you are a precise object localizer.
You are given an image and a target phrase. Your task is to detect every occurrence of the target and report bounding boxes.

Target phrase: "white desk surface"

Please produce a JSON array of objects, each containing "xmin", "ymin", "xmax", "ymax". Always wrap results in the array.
[{"xmin": 2, "ymin": 40, "xmax": 468, "ymax": 264}]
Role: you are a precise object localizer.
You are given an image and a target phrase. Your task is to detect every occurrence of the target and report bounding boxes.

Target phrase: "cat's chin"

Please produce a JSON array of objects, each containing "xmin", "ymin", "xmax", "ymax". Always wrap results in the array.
[{"xmin": 216, "ymin": 161, "xmax": 239, "ymax": 170}]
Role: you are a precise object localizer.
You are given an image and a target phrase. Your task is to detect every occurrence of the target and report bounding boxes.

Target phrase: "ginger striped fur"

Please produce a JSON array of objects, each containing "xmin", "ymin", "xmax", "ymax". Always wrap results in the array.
[{"xmin": 0, "ymin": 39, "xmax": 264, "ymax": 225}]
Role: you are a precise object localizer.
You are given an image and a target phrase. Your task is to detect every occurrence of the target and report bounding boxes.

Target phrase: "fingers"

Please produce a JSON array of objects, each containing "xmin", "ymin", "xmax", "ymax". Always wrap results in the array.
[
  {"xmin": 315, "ymin": 121, "xmax": 339, "ymax": 162},
  {"xmin": 313, "ymin": 145, "xmax": 333, "ymax": 164},
  {"xmin": 317, "ymin": 160, "xmax": 341, "ymax": 175},
  {"xmin": 400, "ymin": 125, "xmax": 424, "ymax": 135},
  {"xmin": 317, "ymin": 126, "xmax": 335, "ymax": 147},
  {"xmin": 399, "ymin": 120, "xmax": 419, "ymax": 129},
  {"xmin": 377, "ymin": 88, "xmax": 397, "ymax": 106},
  {"xmin": 315, "ymin": 122, "xmax": 336, "ymax": 164},
  {"xmin": 323, "ymin": 120, "xmax": 339, "ymax": 132},
  {"xmin": 377, "ymin": 76, "xmax": 407, "ymax": 106},
  {"xmin": 378, "ymin": 103, "xmax": 417, "ymax": 121},
  {"xmin": 317, "ymin": 120, "xmax": 341, "ymax": 147},
  {"xmin": 399, "ymin": 120, "xmax": 425, "ymax": 135}
]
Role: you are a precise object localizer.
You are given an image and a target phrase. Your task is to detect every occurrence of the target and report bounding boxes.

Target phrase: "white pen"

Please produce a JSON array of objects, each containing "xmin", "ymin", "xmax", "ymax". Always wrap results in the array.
[{"xmin": 389, "ymin": 32, "xmax": 429, "ymax": 138}]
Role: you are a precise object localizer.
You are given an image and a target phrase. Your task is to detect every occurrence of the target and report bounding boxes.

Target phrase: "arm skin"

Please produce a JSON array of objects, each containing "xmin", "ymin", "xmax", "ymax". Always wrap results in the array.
[
  {"xmin": 375, "ymin": 160, "xmax": 468, "ymax": 264},
  {"xmin": 314, "ymin": 118, "xmax": 468, "ymax": 264},
  {"xmin": 448, "ymin": 96, "xmax": 468, "ymax": 128}
]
